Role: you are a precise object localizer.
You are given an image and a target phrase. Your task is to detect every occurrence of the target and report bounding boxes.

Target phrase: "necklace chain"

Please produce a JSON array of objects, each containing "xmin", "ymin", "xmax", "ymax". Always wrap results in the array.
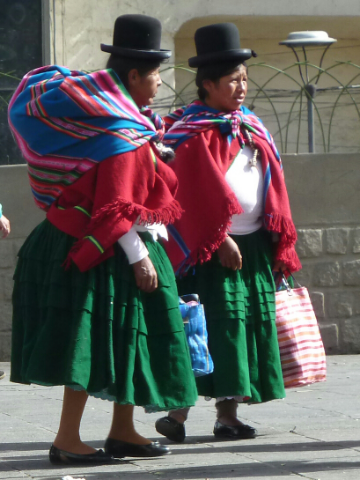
[{"xmin": 244, "ymin": 130, "xmax": 258, "ymax": 167}]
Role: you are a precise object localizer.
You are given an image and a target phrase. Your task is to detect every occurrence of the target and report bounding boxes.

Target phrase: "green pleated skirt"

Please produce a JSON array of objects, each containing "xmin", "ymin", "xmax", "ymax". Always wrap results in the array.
[
  {"xmin": 11, "ymin": 220, "xmax": 197, "ymax": 412},
  {"xmin": 177, "ymin": 229, "xmax": 285, "ymax": 403}
]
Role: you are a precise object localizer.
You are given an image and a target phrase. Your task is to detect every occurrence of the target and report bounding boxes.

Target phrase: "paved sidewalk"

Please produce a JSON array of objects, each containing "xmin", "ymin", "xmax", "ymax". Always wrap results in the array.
[{"xmin": 1, "ymin": 356, "xmax": 360, "ymax": 480}]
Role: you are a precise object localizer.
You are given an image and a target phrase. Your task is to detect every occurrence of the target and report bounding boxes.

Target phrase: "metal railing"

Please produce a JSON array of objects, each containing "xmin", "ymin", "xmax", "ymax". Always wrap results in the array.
[
  {"xmin": 1, "ymin": 62, "xmax": 360, "ymax": 163},
  {"xmin": 156, "ymin": 61, "xmax": 360, "ymax": 154}
]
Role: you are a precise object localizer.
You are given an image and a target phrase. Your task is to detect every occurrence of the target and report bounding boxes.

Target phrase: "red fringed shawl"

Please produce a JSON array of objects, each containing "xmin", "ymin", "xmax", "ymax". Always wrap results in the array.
[
  {"xmin": 165, "ymin": 128, "xmax": 301, "ymax": 274},
  {"xmin": 47, "ymin": 142, "xmax": 182, "ymax": 272}
]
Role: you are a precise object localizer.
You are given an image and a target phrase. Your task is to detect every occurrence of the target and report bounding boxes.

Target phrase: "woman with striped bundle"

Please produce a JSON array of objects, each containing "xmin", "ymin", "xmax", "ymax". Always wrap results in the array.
[{"xmin": 8, "ymin": 14, "xmax": 197, "ymax": 465}]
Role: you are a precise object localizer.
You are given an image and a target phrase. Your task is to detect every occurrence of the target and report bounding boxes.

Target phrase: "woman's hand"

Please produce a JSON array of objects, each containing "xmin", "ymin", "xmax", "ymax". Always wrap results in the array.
[
  {"xmin": 217, "ymin": 236, "xmax": 242, "ymax": 271},
  {"xmin": 0, "ymin": 215, "xmax": 10, "ymax": 238},
  {"xmin": 132, "ymin": 256, "xmax": 158, "ymax": 293},
  {"xmin": 272, "ymin": 260, "xmax": 287, "ymax": 273}
]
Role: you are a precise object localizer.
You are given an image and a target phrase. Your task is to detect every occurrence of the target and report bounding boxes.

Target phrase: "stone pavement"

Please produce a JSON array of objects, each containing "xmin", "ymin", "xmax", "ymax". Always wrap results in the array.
[{"xmin": 1, "ymin": 356, "xmax": 360, "ymax": 480}]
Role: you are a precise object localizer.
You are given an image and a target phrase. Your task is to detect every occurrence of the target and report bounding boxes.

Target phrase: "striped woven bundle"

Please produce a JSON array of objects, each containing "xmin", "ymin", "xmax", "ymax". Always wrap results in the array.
[
  {"xmin": 275, "ymin": 286, "xmax": 326, "ymax": 388},
  {"xmin": 8, "ymin": 65, "xmax": 164, "ymax": 211}
]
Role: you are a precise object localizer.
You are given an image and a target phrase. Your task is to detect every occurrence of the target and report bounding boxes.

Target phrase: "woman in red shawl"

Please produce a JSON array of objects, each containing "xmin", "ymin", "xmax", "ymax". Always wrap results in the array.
[
  {"xmin": 9, "ymin": 15, "xmax": 197, "ymax": 464},
  {"xmin": 155, "ymin": 23, "xmax": 301, "ymax": 442}
]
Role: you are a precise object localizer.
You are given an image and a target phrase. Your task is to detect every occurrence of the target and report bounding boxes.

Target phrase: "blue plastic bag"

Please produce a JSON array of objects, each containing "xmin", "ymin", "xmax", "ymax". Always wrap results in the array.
[{"xmin": 179, "ymin": 294, "xmax": 214, "ymax": 377}]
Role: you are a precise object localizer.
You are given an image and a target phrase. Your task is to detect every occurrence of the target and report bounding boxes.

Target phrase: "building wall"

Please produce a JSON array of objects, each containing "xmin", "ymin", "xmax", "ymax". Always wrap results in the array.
[
  {"xmin": 49, "ymin": 0, "xmax": 360, "ymax": 70},
  {"xmin": 0, "ymin": 154, "xmax": 359, "ymax": 359},
  {"xmin": 47, "ymin": 1, "xmax": 360, "ymax": 143},
  {"xmin": 0, "ymin": 1, "xmax": 43, "ymax": 165},
  {"xmin": 0, "ymin": 166, "xmax": 44, "ymax": 361},
  {"xmin": 283, "ymin": 154, "xmax": 360, "ymax": 354},
  {"xmin": 173, "ymin": 15, "xmax": 360, "ymax": 154}
]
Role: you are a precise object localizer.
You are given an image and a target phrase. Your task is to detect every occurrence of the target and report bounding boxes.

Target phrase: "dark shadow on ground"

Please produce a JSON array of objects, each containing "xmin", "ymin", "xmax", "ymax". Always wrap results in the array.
[
  {"xmin": 2, "ymin": 439, "xmax": 360, "ymax": 478},
  {"xmin": 2, "ymin": 437, "xmax": 360, "ymax": 454},
  {"xmin": 166, "ymin": 436, "xmax": 360, "ymax": 454},
  {"xmin": 33, "ymin": 459, "xmax": 360, "ymax": 480}
]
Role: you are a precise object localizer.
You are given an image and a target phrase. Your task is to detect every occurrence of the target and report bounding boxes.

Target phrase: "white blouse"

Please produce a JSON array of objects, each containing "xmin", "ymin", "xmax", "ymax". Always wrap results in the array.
[
  {"xmin": 225, "ymin": 145, "xmax": 264, "ymax": 235},
  {"xmin": 118, "ymin": 221, "xmax": 168, "ymax": 265}
]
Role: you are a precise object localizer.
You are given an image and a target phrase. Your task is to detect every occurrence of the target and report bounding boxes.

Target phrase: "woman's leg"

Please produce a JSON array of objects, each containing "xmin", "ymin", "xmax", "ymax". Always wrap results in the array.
[
  {"xmin": 216, "ymin": 398, "xmax": 240, "ymax": 425},
  {"xmin": 53, "ymin": 387, "xmax": 96, "ymax": 454},
  {"xmin": 216, "ymin": 398, "xmax": 251, "ymax": 426},
  {"xmin": 108, "ymin": 404, "xmax": 151, "ymax": 445},
  {"xmin": 168, "ymin": 407, "xmax": 190, "ymax": 424},
  {"xmin": 214, "ymin": 398, "xmax": 257, "ymax": 438},
  {"xmin": 155, "ymin": 407, "xmax": 189, "ymax": 443}
]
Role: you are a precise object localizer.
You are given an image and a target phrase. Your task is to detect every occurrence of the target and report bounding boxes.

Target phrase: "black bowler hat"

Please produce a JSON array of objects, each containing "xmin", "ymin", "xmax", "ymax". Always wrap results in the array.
[
  {"xmin": 188, "ymin": 23, "xmax": 253, "ymax": 68},
  {"xmin": 101, "ymin": 14, "xmax": 171, "ymax": 60}
]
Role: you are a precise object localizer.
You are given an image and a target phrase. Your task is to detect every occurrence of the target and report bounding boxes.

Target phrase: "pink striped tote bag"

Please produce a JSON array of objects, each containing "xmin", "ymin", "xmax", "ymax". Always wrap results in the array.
[{"xmin": 275, "ymin": 279, "xmax": 326, "ymax": 388}]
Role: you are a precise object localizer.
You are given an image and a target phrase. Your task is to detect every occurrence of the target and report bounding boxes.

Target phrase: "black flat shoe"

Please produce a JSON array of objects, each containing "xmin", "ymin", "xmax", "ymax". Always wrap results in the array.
[
  {"xmin": 155, "ymin": 416, "xmax": 186, "ymax": 443},
  {"xmin": 49, "ymin": 444, "xmax": 116, "ymax": 465},
  {"xmin": 104, "ymin": 437, "xmax": 171, "ymax": 458},
  {"xmin": 213, "ymin": 420, "xmax": 257, "ymax": 439}
]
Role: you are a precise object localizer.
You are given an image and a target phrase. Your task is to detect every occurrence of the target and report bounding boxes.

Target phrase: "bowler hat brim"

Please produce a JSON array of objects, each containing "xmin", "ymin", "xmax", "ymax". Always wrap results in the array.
[
  {"xmin": 188, "ymin": 49, "xmax": 252, "ymax": 68},
  {"xmin": 101, "ymin": 44, "xmax": 171, "ymax": 60}
]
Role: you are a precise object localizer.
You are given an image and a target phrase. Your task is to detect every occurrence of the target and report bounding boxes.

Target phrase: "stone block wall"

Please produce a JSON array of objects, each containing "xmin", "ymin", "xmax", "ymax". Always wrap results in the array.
[
  {"xmin": 283, "ymin": 153, "xmax": 360, "ymax": 355},
  {"xmin": 0, "ymin": 166, "xmax": 44, "ymax": 361},
  {"xmin": 0, "ymin": 238, "xmax": 24, "ymax": 360},
  {"xmin": 295, "ymin": 228, "xmax": 360, "ymax": 354}
]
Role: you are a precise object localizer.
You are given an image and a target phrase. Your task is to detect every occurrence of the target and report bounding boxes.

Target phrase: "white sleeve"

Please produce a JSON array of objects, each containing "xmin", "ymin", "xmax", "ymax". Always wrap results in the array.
[{"xmin": 118, "ymin": 228, "xmax": 149, "ymax": 264}]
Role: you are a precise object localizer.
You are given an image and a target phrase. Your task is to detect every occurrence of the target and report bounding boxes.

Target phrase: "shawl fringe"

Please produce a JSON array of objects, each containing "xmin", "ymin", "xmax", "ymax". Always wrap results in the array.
[
  {"xmin": 62, "ymin": 239, "xmax": 85, "ymax": 270},
  {"xmin": 62, "ymin": 198, "xmax": 183, "ymax": 270},
  {"xmin": 265, "ymin": 213, "xmax": 302, "ymax": 272},
  {"xmin": 265, "ymin": 212, "xmax": 297, "ymax": 243},
  {"xmin": 88, "ymin": 196, "xmax": 183, "ymax": 233},
  {"xmin": 176, "ymin": 193, "xmax": 242, "ymax": 274}
]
